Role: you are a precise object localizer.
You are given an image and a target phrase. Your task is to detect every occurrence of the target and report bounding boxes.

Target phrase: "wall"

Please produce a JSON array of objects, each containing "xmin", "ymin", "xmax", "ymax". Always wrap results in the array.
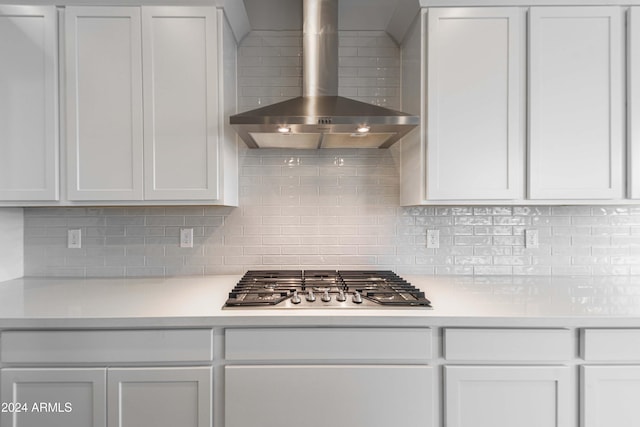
[
  {"xmin": 21, "ymin": 30, "xmax": 640, "ymax": 278},
  {"xmin": 0, "ymin": 208, "xmax": 23, "ymax": 281}
]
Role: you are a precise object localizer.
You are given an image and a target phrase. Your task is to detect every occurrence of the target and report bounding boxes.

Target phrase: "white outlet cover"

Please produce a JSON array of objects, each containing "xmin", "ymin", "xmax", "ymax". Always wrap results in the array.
[{"xmin": 180, "ymin": 228, "xmax": 194, "ymax": 248}]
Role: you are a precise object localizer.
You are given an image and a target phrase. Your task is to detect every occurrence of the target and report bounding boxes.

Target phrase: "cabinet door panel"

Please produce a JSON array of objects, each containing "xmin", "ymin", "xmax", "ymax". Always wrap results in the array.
[
  {"xmin": 529, "ymin": 7, "xmax": 624, "ymax": 199},
  {"xmin": 582, "ymin": 366, "xmax": 640, "ymax": 427},
  {"xmin": 0, "ymin": 368, "xmax": 106, "ymax": 427},
  {"xmin": 0, "ymin": 6, "xmax": 58, "ymax": 201},
  {"xmin": 445, "ymin": 366, "xmax": 572, "ymax": 427},
  {"xmin": 142, "ymin": 7, "xmax": 219, "ymax": 200},
  {"xmin": 66, "ymin": 7, "xmax": 144, "ymax": 201},
  {"xmin": 426, "ymin": 8, "xmax": 524, "ymax": 200},
  {"xmin": 226, "ymin": 365, "xmax": 433, "ymax": 427},
  {"xmin": 629, "ymin": 8, "xmax": 640, "ymax": 199},
  {"xmin": 107, "ymin": 367, "xmax": 211, "ymax": 427}
]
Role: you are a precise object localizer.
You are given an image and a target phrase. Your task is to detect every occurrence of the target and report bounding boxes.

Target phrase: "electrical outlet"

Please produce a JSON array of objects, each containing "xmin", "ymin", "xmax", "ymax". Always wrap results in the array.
[
  {"xmin": 67, "ymin": 229, "xmax": 82, "ymax": 249},
  {"xmin": 427, "ymin": 229, "xmax": 440, "ymax": 249},
  {"xmin": 525, "ymin": 229, "xmax": 539, "ymax": 249},
  {"xmin": 180, "ymin": 228, "xmax": 194, "ymax": 248}
]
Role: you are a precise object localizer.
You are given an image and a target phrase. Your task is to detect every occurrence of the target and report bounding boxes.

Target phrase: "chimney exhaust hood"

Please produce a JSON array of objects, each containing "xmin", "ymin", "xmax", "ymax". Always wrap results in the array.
[{"xmin": 230, "ymin": 0, "xmax": 418, "ymax": 149}]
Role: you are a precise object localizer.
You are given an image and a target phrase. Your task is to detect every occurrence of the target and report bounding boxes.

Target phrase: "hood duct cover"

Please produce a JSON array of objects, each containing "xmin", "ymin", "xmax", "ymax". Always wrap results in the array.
[{"xmin": 230, "ymin": 0, "xmax": 418, "ymax": 149}]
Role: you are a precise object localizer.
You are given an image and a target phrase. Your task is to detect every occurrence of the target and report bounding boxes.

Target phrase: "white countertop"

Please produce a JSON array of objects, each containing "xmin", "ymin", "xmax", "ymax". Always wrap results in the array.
[{"xmin": 0, "ymin": 275, "xmax": 639, "ymax": 328}]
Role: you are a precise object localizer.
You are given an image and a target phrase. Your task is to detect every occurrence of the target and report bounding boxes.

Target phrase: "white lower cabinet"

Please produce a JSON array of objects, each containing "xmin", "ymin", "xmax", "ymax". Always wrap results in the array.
[
  {"xmin": 581, "ymin": 329, "xmax": 640, "ymax": 427},
  {"xmin": 0, "ymin": 368, "xmax": 106, "ymax": 427},
  {"xmin": 0, "ymin": 329, "xmax": 213, "ymax": 427},
  {"xmin": 444, "ymin": 366, "xmax": 572, "ymax": 427},
  {"xmin": 582, "ymin": 366, "xmax": 640, "ymax": 427},
  {"xmin": 107, "ymin": 367, "xmax": 211, "ymax": 427},
  {"xmin": 224, "ymin": 327, "xmax": 434, "ymax": 427},
  {"xmin": 225, "ymin": 365, "xmax": 433, "ymax": 427}
]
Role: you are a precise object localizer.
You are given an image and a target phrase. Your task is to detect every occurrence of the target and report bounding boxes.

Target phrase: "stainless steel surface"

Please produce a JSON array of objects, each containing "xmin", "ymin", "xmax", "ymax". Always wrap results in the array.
[
  {"xmin": 303, "ymin": 0, "xmax": 338, "ymax": 97},
  {"xmin": 222, "ymin": 270, "xmax": 432, "ymax": 309},
  {"xmin": 229, "ymin": 0, "xmax": 419, "ymax": 149}
]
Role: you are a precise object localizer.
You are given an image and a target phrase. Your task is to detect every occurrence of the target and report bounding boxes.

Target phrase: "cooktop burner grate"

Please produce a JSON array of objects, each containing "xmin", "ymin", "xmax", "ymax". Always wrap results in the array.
[{"xmin": 223, "ymin": 270, "xmax": 432, "ymax": 309}]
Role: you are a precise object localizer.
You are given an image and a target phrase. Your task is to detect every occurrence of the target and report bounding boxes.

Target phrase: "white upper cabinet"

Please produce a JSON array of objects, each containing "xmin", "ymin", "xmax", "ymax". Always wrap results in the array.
[
  {"xmin": 528, "ymin": 7, "xmax": 625, "ymax": 200},
  {"xmin": 65, "ymin": 6, "xmax": 237, "ymax": 205},
  {"xmin": 142, "ymin": 7, "xmax": 219, "ymax": 201},
  {"xmin": 65, "ymin": 7, "xmax": 144, "ymax": 201},
  {"xmin": 628, "ymin": 7, "xmax": 640, "ymax": 199},
  {"xmin": 0, "ymin": 6, "xmax": 58, "ymax": 201},
  {"xmin": 425, "ymin": 7, "xmax": 524, "ymax": 200}
]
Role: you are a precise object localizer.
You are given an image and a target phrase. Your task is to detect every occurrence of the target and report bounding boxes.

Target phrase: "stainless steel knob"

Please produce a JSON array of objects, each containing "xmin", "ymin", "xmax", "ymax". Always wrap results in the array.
[
  {"xmin": 336, "ymin": 290, "xmax": 347, "ymax": 302},
  {"xmin": 306, "ymin": 290, "xmax": 316, "ymax": 302},
  {"xmin": 352, "ymin": 291, "xmax": 363, "ymax": 304},
  {"xmin": 321, "ymin": 290, "xmax": 331, "ymax": 302},
  {"xmin": 291, "ymin": 290, "xmax": 301, "ymax": 304}
]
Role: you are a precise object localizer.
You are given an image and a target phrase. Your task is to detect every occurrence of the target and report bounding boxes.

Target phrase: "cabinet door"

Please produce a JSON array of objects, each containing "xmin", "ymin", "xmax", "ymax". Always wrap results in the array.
[
  {"xmin": 528, "ymin": 7, "xmax": 624, "ymax": 199},
  {"xmin": 582, "ymin": 366, "xmax": 640, "ymax": 427},
  {"xmin": 107, "ymin": 367, "xmax": 211, "ymax": 427},
  {"xmin": 0, "ymin": 368, "xmax": 106, "ymax": 427},
  {"xmin": 142, "ymin": 7, "xmax": 219, "ymax": 201},
  {"xmin": 629, "ymin": 8, "xmax": 640, "ymax": 199},
  {"xmin": 225, "ymin": 365, "xmax": 434, "ymax": 427},
  {"xmin": 0, "ymin": 6, "xmax": 58, "ymax": 201},
  {"xmin": 445, "ymin": 366, "xmax": 572, "ymax": 427},
  {"xmin": 65, "ymin": 7, "xmax": 144, "ymax": 201},
  {"xmin": 426, "ymin": 8, "xmax": 524, "ymax": 200}
]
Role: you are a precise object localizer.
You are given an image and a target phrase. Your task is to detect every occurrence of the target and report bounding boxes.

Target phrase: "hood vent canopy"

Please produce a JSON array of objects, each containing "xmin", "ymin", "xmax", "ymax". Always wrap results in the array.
[{"xmin": 230, "ymin": 0, "xmax": 418, "ymax": 149}]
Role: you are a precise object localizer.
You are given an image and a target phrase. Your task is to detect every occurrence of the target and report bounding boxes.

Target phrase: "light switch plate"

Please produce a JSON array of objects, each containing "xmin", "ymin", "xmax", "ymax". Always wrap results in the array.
[
  {"xmin": 180, "ymin": 228, "xmax": 194, "ymax": 248},
  {"xmin": 68, "ymin": 229, "xmax": 82, "ymax": 249},
  {"xmin": 525, "ymin": 229, "xmax": 539, "ymax": 248},
  {"xmin": 427, "ymin": 229, "xmax": 440, "ymax": 249}
]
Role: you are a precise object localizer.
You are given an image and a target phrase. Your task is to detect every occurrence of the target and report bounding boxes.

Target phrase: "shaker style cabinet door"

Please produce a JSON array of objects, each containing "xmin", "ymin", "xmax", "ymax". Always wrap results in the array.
[
  {"xmin": 226, "ymin": 365, "xmax": 434, "ymax": 427},
  {"xmin": 65, "ymin": 7, "xmax": 144, "ymax": 201},
  {"xmin": 142, "ymin": 7, "xmax": 219, "ymax": 201},
  {"xmin": 0, "ymin": 368, "xmax": 106, "ymax": 427},
  {"xmin": 0, "ymin": 6, "xmax": 58, "ymax": 201},
  {"xmin": 528, "ymin": 7, "xmax": 624, "ymax": 200},
  {"xmin": 582, "ymin": 366, "xmax": 640, "ymax": 427},
  {"xmin": 425, "ymin": 8, "xmax": 524, "ymax": 200},
  {"xmin": 628, "ymin": 8, "xmax": 640, "ymax": 199},
  {"xmin": 107, "ymin": 367, "xmax": 211, "ymax": 427},
  {"xmin": 445, "ymin": 366, "xmax": 572, "ymax": 427}
]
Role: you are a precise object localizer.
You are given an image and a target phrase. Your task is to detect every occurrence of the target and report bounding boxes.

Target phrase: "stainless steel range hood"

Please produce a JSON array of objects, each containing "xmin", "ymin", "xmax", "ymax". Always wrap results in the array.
[{"xmin": 230, "ymin": 0, "xmax": 418, "ymax": 149}]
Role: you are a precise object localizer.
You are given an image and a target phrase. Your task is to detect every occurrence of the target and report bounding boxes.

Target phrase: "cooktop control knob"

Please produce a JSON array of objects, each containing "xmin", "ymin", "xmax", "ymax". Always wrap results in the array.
[
  {"xmin": 321, "ymin": 290, "xmax": 331, "ymax": 302},
  {"xmin": 291, "ymin": 290, "xmax": 301, "ymax": 304},
  {"xmin": 336, "ymin": 290, "xmax": 347, "ymax": 302},
  {"xmin": 306, "ymin": 290, "xmax": 316, "ymax": 302},
  {"xmin": 352, "ymin": 291, "xmax": 363, "ymax": 304}
]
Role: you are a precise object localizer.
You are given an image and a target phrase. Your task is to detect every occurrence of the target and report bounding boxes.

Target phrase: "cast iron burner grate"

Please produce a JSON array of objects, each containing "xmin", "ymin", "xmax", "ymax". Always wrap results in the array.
[{"xmin": 223, "ymin": 270, "xmax": 432, "ymax": 309}]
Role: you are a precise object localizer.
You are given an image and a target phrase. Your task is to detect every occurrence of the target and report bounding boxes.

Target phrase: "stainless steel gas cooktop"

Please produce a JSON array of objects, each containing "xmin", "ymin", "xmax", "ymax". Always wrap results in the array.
[{"xmin": 222, "ymin": 270, "xmax": 432, "ymax": 309}]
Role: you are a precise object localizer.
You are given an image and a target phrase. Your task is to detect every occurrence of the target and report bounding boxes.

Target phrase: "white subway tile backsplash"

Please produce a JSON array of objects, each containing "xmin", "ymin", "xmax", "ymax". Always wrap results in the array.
[{"xmin": 17, "ymin": 29, "xmax": 640, "ymax": 278}]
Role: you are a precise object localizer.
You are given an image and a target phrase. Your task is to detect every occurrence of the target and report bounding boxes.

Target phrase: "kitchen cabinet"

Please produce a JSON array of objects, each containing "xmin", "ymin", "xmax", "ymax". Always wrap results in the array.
[
  {"xmin": 422, "ymin": 7, "xmax": 524, "ymax": 201},
  {"xmin": 224, "ymin": 327, "xmax": 434, "ymax": 427},
  {"xmin": 108, "ymin": 367, "xmax": 211, "ymax": 427},
  {"xmin": 528, "ymin": 7, "xmax": 624, "ymax": 200},
  {"xmin": 0, "ymin": 329, "xmax": 213, "ymax": 427},
  {"xmin": 65, "ymin": 6, "xmax": 144, "ymax": 201},
  {"xmin": 443, "ymin": 328, "xmax": 574, "ymax": 427},
  {"xmin": 581, "ymin": 329, "xmax": 640, "ymax": 427},
  {"xmin": 0, "ymin": 6, "xmax": 58, "ymax": 202},
  {"xmin": 401, "ymin": 5, "xmax": 626, "ymax": 205},
  {"xmin": 65, "ymin": 6, "xmax": 237, "ymax": 205},
  {"xmin": 628, "ymin": 7, "xmax": 640, "ymax": 199},
  {"xmin": 445, "ymin": 366, "xmax": 571, "ymax": 427},
  {"xmin": 0, "ymin": 368, "xmax": 106, "ymax": 427}
]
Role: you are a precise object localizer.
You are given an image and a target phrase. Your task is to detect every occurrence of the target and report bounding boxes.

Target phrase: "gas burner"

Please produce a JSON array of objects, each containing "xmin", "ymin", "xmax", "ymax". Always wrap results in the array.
[{"xmin": 223, "ymin": 270, "xmax": 432, "ymax": 309}]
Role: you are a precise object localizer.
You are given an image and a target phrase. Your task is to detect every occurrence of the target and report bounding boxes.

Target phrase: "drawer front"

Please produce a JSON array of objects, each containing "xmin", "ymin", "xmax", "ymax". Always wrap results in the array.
[
  {"xmin": 225, "ymin": 328, "xmax": 432, "ymax": 361},
  {"xmin": 1, "ymin": 329, "xmax": 213, "ymax": 364},
  {"xmin": 583, "ymin": 329, "xmax": 640, "ymax": 361},
  {"xmin": 444, "ymin": 328, "xmax": 572, "ymax": 361}
]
